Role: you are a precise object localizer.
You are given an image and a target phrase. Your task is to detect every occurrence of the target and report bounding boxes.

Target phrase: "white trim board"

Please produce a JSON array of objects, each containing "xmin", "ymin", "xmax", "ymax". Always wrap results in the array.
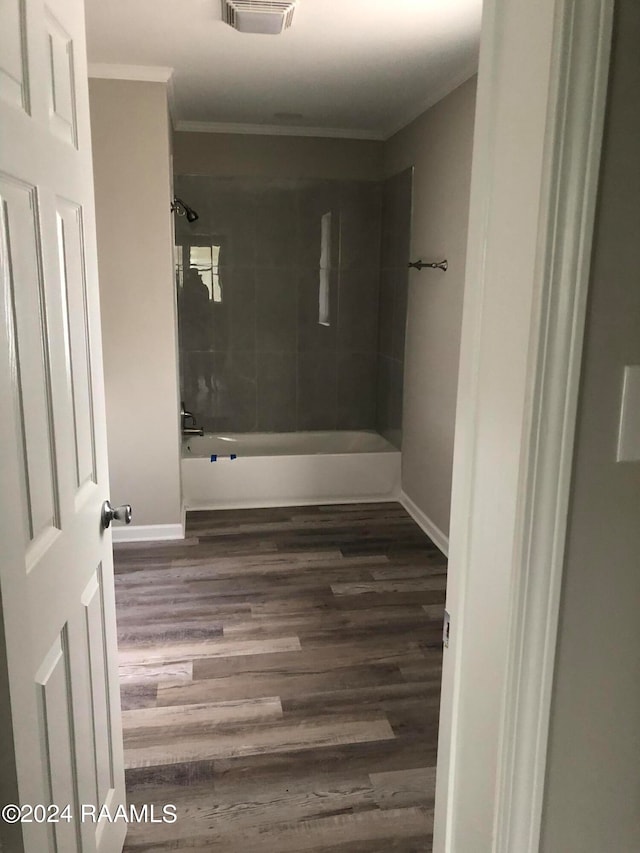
[
  {"xmin": 399, "ymin": 492, "xmax": 449, "ymax": 558},
  {"xmin": 88, "ymin": 63, "xmax": 174, "ymax": 83},
  {"xmin": 111, "ymin": 523, "xmax": 185, "ymax": 544},
  {"xmin": 432, "ymin": 0, "xmax": 614, "ymax": 851},
  {"xmin": 495, "ymin": 3, "xmax": 613, "ymax": 850}
]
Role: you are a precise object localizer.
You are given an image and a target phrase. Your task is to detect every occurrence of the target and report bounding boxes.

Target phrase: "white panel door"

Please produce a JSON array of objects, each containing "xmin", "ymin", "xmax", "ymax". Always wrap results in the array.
[{"xmin": 0, "ymin": 0, "xmax": 127, "ymax": 849}]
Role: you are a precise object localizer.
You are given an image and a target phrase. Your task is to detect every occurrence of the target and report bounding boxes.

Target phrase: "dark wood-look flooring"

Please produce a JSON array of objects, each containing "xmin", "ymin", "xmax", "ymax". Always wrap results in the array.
[{"xmin": 114, "ymin": 502, "xmax": 447, "ymax": 852}]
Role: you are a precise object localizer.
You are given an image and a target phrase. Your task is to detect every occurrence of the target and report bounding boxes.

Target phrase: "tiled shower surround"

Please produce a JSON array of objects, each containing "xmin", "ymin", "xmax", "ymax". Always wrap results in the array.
[
  {"xmin": 175, "ymin": 172, "xmax": 411, "ymax": 447},
  {"xmin": 377, "ymin": 168, "xmax": 412, "ymax": 448}
]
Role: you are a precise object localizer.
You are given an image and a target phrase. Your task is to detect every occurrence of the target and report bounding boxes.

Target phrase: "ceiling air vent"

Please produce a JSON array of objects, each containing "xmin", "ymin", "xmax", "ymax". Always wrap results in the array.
[{"xmin": 221, "ymin": 0, "xmax": 298, "ymax": 35}]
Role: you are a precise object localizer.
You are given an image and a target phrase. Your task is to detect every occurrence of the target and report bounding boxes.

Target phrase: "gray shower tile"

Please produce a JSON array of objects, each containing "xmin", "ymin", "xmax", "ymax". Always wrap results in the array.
[
  {"xmin": 297, "ymin": 351, "xmax": 338, "ymax": 430},
  {"xmin": 175, "ymin": 177, "xmax": 257, "ymax": 268},
  {"xmin": 173, "ymin": 175, "xmax": 211, "ymax": 236},
  {"xmin": 256, "ymin": 352, "xmax": 297, "ymax": 431},
  {"xmin": 376, "ymin": 354, "xmax": 392, "ymax": 440},
  {"xmin": 381, "ymin": 168, "xmax": 413, "ymax": 270},
  {"xmin": 208, "ymin": 297, "xmax": 230, "ymax": 353},
  {"xmin": 254, "ymin": 185, "xmax": 299, "ymax": 267},
  {"xmin": 176, "ymin": 173, "xmax": 408, "ymax": 437},
  {"xmin": 211, "ymin": 195, "xmax": 257, "ymax": 268},
  {"xmin": 337, "ymin": 351, "xmax": 377, "ymax": 430},
  {"xmin": 179, "ymin": 266, "xmax": 256, "ymax": 355},
  {"xmin": 376, "ymin": 355, "xmax": 403, "ymax": 449},
  {"xmin": 338, "ymin": 268, "xmax": 380, "ymax": 353},
  {"xmin": 173, "ymin": 174, "xmax": 201, "ymax": 205},
  {"xmin": 180, "ymin": 350, "xmax": 257, "ymax": 433},
  {"xmin": 256, "ymin": 267, "xmax": 298, "ymax": 352},
  {"xmin": 377, "ymin": 268, "xmax": 395, "ymax": 358},
  {"xmin": 380, "ymin": 185, "xmax": 395, "ymax": 269},
  {"xmin": 208, "ymin": 350, "xmax": 258, "ymax": 433},
  {"xmin": 297, "ymin": 181, "xmax": 341, "ymax": 269},
  {"xmin": 181, "ymin": 349, "xmax": 216, "ymax": 416},
  {"xmin": 179, "ymin": 358, "xmax": 188, "ymax": 403},
  {"xmin": 340, "ymin": 181, "xmax": 382, "ymax": 272},
  {"xmin": 224, "ymin": 268, "xmax": 256, "ymax": 351},
  {"xmin": 178, "ymin": 274, "xmax": 216, "ymax": 352},
  {"xmin": 388, "ymin": 357, "xmax": 405, "ymax": 448},
  {"xmin": 297, "ymin": 267, "xmax": 338, "ymax": 352},
  {"xmin": 391, "ymin": 267, "xmax": 409, "ymax": 362}
]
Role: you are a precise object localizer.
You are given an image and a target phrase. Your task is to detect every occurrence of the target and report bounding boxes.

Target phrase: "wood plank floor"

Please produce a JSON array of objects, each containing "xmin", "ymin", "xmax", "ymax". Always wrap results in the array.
[{"xmin": 114, "ymin": 502, "xmax": 446, "ymax": 852}]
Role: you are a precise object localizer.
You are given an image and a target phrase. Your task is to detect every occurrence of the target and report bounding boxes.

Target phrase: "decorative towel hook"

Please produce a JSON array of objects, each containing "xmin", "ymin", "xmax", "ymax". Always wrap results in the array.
[{"xmin": 408, "ymin": 259, "xmax": 448, "ymax": 272}]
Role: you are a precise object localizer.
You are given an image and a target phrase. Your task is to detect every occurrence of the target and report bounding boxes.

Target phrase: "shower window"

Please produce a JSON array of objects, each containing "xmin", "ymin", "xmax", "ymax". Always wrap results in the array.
[
  {"xmin": 175, "ymin": 243, "xmax": 223, "ymax": 302},
  {"xmin": 319, "ymin": 211, "xmax": 331, "ymax": 326},
  {"xmin": 189, "ymin": 245, "xmax": 222, "ymax": 302},
  {"xmin": 175, "ymin": 245, "xmax": 184, "ymax": 287}
]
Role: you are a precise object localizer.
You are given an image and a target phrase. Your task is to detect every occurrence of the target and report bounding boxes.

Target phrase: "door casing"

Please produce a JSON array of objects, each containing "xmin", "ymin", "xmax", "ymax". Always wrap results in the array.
[{"xmin": 433, "ymin": 1, "xmax": 614, "ymax": 851}]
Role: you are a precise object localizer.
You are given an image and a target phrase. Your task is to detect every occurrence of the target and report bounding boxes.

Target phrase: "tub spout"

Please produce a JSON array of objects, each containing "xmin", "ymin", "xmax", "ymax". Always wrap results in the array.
[{"xmin": 182, "ymin": 426, "xmax": 204, "ymax": 437}]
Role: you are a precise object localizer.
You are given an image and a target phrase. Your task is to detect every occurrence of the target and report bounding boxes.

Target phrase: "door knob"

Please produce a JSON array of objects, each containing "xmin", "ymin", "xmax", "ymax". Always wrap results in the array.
[{"xmin": 101, "ymin": 500, "xmax": 132, "ymax": 529}]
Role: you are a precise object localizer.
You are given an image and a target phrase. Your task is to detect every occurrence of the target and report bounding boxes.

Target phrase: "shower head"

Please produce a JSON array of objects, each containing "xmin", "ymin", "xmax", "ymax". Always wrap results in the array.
[{"xmin": 171, "ymin": 197, "xmax": 199, "ymax": 223}]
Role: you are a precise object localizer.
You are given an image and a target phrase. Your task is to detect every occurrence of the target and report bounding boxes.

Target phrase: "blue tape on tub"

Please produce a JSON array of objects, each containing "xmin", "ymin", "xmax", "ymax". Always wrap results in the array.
[
  {"xmin": 230, "ymin": 454, "xmax": 237, "ymax": 460},
  {"xmin": 210, "ymin": 454, "xmax": 217, "ymax": 462}
]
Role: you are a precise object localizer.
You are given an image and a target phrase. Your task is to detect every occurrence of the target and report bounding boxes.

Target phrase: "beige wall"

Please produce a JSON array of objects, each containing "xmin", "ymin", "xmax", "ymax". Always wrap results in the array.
[
  {"xmin": 90, "ymin": 79, "xmax": 182, "ymax": 528},
  {"xmin": 384, "ymin": 77, "xmax": 477, "ymax": 538},
  {"xmin": 173, "ymin": 131, "xmax": 384, "ymax": 180},
  {"xmin": 541, "ymin": 4, "xmax": 640, "ymax": 850}
]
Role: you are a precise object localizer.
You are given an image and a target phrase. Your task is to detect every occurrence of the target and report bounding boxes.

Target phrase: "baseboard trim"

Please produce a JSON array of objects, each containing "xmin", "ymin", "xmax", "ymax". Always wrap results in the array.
[
  {"xmin": 111, "ymin": 523, "xmax": 185, "ymax": 544},
  {"xmin": 400, "ymin": 491, "xmax": 449, "ymax": 557}
]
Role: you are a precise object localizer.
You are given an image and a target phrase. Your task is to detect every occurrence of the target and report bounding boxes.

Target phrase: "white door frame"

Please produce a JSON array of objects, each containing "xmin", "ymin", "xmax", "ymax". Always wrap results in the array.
[{"xmin": 433, "ymin": 1, "xmax": 614, "ymax": 851}]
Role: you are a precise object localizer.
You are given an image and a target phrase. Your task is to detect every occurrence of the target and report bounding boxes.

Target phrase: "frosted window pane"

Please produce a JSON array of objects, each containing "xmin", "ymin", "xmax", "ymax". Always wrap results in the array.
[{"xmin": 319, "ymin": 212, "xmax": 331, "ymax": 326}]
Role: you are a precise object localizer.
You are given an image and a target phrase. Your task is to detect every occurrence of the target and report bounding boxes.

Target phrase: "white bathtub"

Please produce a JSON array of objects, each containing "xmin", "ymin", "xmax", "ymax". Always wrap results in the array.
[{"xmin": 181, "ymin": 430, "xmax": 401, "ymax": 509}]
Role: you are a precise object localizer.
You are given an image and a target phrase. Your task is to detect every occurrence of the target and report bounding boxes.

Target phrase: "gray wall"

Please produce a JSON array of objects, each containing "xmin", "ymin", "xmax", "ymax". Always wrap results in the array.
[
  {"xmin": 90, "ymin": 79, "xmax": 182, "ymax": 527},
  {"xmin": 384, "ymin": 77, "xmax": 477, "ymax": 537},
  {"xmin": 175, "ymin": 175, "xmax": 383, "ymax": 433},
  {"xmin": 541, "ymin": 4, "xmax": 640, "ymax": 850}
]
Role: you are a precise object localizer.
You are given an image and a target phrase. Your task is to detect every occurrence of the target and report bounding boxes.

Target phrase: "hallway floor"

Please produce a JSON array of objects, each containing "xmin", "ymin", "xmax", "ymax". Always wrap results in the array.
[{"xmin": 114, "ymin": 502, "xmax": 446, "ymax": 852}]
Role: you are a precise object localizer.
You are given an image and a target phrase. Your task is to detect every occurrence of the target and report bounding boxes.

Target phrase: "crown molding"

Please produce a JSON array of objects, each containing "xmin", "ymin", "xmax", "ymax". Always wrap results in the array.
[
  {"xmin": 88, "ymin": 63, "xmax": 174, "ymax": 83},
  {"xmin": 173, "ymin": 119, "xmax": 385, "ymax": 141}
]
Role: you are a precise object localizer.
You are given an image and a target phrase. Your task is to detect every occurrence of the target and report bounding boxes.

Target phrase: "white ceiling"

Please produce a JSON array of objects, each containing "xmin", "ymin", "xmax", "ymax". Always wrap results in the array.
[{"xmin": 85, "ymin": 0, "xmax": 482, "ymax": 140}]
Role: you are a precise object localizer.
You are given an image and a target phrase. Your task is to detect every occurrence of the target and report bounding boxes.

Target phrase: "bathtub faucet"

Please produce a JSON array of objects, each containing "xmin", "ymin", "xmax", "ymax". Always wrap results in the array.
[{"xmin": 181, "ymin": 403, "xmax": 204, "ymax": 437}]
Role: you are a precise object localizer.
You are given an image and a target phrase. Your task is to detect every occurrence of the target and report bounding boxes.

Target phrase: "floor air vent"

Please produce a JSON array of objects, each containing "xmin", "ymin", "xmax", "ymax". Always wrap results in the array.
[{"xmin": 221, "ymin": 0, "xmax": 298, "ymax": 35}]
